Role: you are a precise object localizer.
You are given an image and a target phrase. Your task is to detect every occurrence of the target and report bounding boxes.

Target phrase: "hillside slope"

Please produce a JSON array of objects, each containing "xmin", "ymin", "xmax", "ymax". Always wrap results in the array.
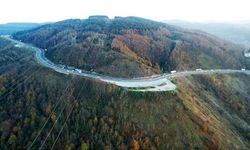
[
  {"xmin": 13, "ymin": 16, "xmax": 246, "ymax": 77},
  {"xmin": 0, "ymin": 39, "xmax": 249, "ymax": 149}
]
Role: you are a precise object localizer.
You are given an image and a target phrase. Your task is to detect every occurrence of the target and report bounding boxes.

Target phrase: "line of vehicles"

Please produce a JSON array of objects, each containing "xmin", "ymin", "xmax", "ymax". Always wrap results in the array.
[
  {"xmin": 171, "ymin": 68, "xmax": 203, "ymax": 74},
  {"xmin": 170, "ymin": 68, "xmax": 247, "ymax": 74},
  {"xmin": 31, "ymin": 43, "xmax": 249, "ymax": 76},
  {"xmin": 54, "ymin": 64, "xmax": 83, "ymax": 73},
  {"xmin": 58, "ymin": 65, "xmax": 100, "ymax": 75}
]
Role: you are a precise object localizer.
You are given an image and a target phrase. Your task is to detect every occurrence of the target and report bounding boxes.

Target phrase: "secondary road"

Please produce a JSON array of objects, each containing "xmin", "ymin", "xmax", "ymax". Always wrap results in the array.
[{"xmin": 2, "ymin": 35, "xmax": 249, "ymax": 92}]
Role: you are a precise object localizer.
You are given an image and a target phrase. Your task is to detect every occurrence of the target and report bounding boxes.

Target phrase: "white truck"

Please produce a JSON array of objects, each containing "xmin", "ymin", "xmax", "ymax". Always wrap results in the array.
[
  {"xmin": 196, "ymin": 68, "xmax": 202, "ymax": 71},
  {"xmin": 171, "ymin": 70, "xmax": 177, "ymax": 74},
  {"xmin": 75, "ymin": 69, "xmax": 82, "ymax": 73}
]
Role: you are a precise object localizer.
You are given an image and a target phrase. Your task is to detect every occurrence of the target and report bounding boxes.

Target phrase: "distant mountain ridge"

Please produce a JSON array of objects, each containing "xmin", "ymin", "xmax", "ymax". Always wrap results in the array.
[
  {"xmin": 13, "ymin": 16, "xmax": 247, "ymax": 77},
  {"xmin": 0, "ymin": 23, "xmax": 45, "ymax": 35},
  {"xmin": 166, "ymin": 20, "xmax": 250, "ymax": 47}
]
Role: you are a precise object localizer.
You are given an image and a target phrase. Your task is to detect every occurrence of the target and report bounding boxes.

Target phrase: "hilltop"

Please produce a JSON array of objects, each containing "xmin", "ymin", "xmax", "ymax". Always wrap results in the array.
[
  {"xmin": 13, "ymin": 16, "xmax": 247, "ymax": 77},
  {"xmin": 0, "ymin": 39, "xmax": 250, "ymax": 149},
  {"xmin": 0, "ymin": 17, "xmax": 250, "ymax": 149}
]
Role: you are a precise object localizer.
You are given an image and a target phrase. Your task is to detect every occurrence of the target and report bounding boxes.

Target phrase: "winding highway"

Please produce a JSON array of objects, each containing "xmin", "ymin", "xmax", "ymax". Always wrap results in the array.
[{"xmin": 2, "ymin": 35, "xmax": 250, "ymax": 92}]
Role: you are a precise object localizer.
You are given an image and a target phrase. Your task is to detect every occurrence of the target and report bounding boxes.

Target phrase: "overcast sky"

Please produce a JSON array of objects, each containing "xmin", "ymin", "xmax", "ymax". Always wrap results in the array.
[{"xmin": 1, "ymin": 0, "xmax": 250, "ymax": 23}]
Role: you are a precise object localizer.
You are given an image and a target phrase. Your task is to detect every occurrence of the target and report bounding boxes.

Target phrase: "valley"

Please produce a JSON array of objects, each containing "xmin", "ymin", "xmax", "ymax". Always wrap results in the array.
[
  {"xmin": 2, "ymin": 35, "xmax": 249, "ymax": 92},
  {"xmin": 0, "ymin": 16, "xmax": 250, "ymax": 150},
  {"xmin": 13, "ymin": 16, "xmax": 247, "ymax": 78}
]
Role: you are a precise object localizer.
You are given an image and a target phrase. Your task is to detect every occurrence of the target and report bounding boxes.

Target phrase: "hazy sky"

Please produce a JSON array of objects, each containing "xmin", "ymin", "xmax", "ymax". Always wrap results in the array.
[{"xmin": 1, "ymin": 0, "xmax": 250, "ymax": 23}]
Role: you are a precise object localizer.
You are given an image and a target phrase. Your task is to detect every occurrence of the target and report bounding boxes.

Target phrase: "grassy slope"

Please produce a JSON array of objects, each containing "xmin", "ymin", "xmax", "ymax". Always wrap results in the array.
[{"xmin": 0, "ymin": 38, "xmax": 250, "ymax": 149}]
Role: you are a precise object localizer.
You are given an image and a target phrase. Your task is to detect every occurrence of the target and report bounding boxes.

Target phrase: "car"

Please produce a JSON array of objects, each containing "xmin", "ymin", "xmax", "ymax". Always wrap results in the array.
[{"xmin": 241, "ymin": 68, "xmax": 246, "ymax": 71}]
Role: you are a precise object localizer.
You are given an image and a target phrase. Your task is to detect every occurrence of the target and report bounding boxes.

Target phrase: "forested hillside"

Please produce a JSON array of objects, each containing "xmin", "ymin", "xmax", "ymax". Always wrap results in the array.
[
  {"xmin": 0, "ymin": 37, "xmax": 250, "ymax": 149},
  {"xmin": 13, "ymin": 16, "xmax": 247, "ymax": 77}
]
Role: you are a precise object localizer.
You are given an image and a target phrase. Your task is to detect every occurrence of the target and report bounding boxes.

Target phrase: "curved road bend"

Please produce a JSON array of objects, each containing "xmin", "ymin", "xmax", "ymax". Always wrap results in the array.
[{"xmin": 2, "ymin": 35, "xmax": 249, "ymax": 92}]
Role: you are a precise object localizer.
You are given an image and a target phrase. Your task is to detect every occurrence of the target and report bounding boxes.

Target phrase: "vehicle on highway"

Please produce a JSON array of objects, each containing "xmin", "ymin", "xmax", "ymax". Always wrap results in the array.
[
  {"xmin": 2, "ymin": 35, "xmax": 249, "ymax": 92},
  {"xmin": 75, "ymin": 69, "xmax": 82, "ymax": 73},
  {"xmin": 171, "ymin": 70, "xmax": 177, "ymax": 74}
]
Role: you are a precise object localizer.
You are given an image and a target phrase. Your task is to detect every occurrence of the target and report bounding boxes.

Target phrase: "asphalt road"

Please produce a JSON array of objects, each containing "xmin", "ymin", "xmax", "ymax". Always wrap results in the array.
[{"xmin": 2, "ymin": 35, "xmax": 249, "ymax": 92}]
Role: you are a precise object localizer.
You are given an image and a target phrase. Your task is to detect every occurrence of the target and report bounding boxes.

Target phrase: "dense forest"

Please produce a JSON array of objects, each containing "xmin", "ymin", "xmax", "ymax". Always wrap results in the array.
[
  {"xmin": 0, "ymin": 37, "xmax": 250, "ymax": 149},
  {"xmin": 13, "ymin": 16, "xmax": 247, "ymax": 78}
]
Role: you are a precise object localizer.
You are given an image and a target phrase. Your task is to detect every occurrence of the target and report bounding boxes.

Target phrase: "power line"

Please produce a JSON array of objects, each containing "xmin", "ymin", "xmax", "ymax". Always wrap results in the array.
[
  {"xmin": 27, "ymin": 82, "xmax": 72, "ymax": 150},
  {"xmin": 0, "ymin": 42, "xmax": 42, "ymax": 98},
  {"xmin": 0, "ymin": 66, "xmax": 42, "ymax": 101},
  {"xmin": 0, "ymin": 47, "xmax": 35, "ymax": 87},
  {"xmin": 39, "ymin": 102, "xmax": 69, "ymax": 150},
  {"xmin": 49, "ymin": 84, "xmax": 84, "ymax": 150},
  {"xmin": 29, "ymin": 78, "xmax": 81, "ymax": 150},
  {"xmin": 0, "ymin": 50, "xmax": 33, "ymax": 67},
  {"xmin": 50, "ymin": 105, "xmax": 75, "ymax": 150},
  {"xmin": 0, "ymin": 65, "xmax": 42, "ymax": 99},
  {"xmin": 2, "ymin": 64, "xmax": 36, "ymax": 95}
]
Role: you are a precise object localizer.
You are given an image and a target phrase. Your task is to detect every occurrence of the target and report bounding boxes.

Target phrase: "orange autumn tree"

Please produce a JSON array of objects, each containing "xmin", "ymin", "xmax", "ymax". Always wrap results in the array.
[{"xmin": 132, "ymin": 139, "xmax": 140, "ymax": 150}]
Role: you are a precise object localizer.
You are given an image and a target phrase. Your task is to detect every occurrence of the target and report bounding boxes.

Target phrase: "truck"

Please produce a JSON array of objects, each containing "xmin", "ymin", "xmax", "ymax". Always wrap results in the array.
[
  {"xmin": 171, "ymin": 70, "xmax": 177, "ymax": 74},
  {"xmin": 75, "ymin": 69, "xmax": 82, "ymax": 73}
]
